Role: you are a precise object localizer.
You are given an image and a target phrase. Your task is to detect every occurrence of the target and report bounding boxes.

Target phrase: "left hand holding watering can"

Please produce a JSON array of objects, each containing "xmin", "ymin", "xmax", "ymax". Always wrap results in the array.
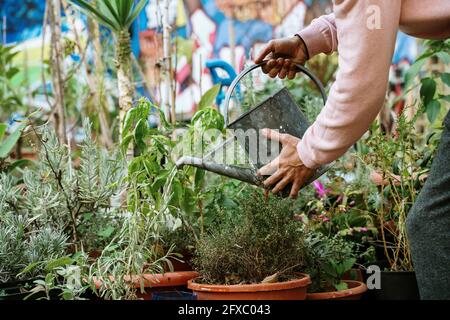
[{"xmin": 257, "ymin": 129, "xmax": 315, "ymax": 199}]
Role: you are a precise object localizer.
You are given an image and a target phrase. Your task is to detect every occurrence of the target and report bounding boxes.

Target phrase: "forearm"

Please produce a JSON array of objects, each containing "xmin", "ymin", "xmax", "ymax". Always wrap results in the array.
[{"xmin": 298, "ymin": 0, "xmax": 402, "ymax": 169}]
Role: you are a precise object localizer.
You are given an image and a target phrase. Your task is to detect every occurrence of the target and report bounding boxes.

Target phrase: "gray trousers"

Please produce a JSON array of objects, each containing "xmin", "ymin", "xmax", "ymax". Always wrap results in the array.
[{"xmin": 407, "ymin": 111, "xmax": 450, "ymax": 300}]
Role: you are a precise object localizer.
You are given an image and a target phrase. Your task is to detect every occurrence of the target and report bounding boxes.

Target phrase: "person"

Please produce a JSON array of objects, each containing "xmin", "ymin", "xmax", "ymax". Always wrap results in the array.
[{"xmin": 254, "ymin": 0, "xmax": 450, "ymax": 300}]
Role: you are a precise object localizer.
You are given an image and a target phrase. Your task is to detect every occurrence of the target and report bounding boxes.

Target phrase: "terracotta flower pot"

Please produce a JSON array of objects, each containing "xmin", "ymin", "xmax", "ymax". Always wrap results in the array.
[
  {"xmin": 188, "ymin": 273, "xmax": 311, "ymax": 300},
  {"xmin": 165, "ymin": 251, "xmax": 195, "ymax": 272},
  {"xmin": 93, "ymin": 271, "xmax": 199, "ymax": 300},
  {"xmin": 307, "ymin": 280, "xmax": 368, "ymax": 300}
]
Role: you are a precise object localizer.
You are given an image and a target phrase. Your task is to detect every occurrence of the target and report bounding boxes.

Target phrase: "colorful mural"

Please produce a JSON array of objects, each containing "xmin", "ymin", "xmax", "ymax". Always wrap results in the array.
[
  {"xmin": 1, "ymin": 0, "xmax": 418, "ymax": 120},
  {"xmin": 136, "ymin": 0, "xmax": 309, "ymax": 118}
]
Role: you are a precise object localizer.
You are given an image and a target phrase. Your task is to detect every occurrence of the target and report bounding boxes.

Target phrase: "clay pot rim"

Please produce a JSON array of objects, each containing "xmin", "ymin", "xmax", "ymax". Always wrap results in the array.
[
  {"xmin": 92, "ymin": 271, "xmax": 199, "ymax": 289},
  {"xmin": 188, "ymin": 273, "xmax": 311, "ymax": 293},
  {"xmin": 307, "ymin": 280, "xmax": 367, "ymax": 300}
]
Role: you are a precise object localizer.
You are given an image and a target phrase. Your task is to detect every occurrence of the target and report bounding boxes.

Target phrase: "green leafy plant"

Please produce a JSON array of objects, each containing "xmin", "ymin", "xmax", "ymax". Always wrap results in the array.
[
  {"xmin": 25, "ymin": 253, "xmax": 91, "ymax": 300},
  {"xmin": 304, "ymin": 232, "xmax": 357, "ymax": 293},
  {"xmin": 361, "ymin": 110, "xmax": 437, "ymax": 271},
  {"xmin": 197, "ymin": 84, "xmax": 221, "ymax": 111},
  {"xmin": 122, "ymin": 96, "xmax": 227, "ymax": 248},
  {"xmin": 192, "ymin": 191, "xmax": 307, "ymax": 285},
  {"xmin": 297, "ymin": 176, "xmax": 377, "ymax": 264},
  {"xmin": 1, "ymin": 120, "xmax": 125, "ymax": 252},
  {"xmin": 88, "ymin": 211, "xmax": 176, "ymax": 300},
  {"xmin": 0, "ymin": 208, "xmax": 69, "ymax": 284},
  {"xmin": 68, "ymin": 0, "xmax": 147, "ymax": 135},
  {"xmin": 405, "ymin": 39, "xmax": 450, "ymax": 123},
  {"xmin": 0, "ymin": 44, "xmax": 30, "ymax": 123},
  {"xmin": 0, "ymin": 121, "xmax": 31, "ymax": 173}
]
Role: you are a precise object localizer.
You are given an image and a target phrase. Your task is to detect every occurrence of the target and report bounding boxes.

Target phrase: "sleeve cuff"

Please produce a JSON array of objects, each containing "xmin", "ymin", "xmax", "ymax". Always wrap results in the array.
[
  {"xmin": 297, "ymin": 141, "xmax": 320, "ymax": 170},
  {"xmin": 297, "ymin": 19, "xmax": 335, "ymax": 58}
]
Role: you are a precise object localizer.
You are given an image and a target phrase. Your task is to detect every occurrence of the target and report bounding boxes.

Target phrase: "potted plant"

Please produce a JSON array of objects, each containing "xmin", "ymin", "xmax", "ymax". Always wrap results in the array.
[
  {"xmin": 0, "ymin": 196, "xmax": 69, "ymax": 300},
  {"xmin": 303, "ymin": 232, "xmax": 367, "ymax": 300},
  {"xmin": 188, "ymin": 191, "xmax": 311, "ymax": 300},
  {"xmin": 361, "ymin": 115, "xmax": 433, "ymax": 300},
  {"xmin": 88, "ymin": 210, "xmax": 199, "ymax": 300}
]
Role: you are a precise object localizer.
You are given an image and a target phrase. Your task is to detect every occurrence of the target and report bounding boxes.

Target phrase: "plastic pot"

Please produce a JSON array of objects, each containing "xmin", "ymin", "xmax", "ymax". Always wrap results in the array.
[
  {"xmin": 307, "ymin": 280, "xmax": 368, "ymax": 300},
  {"xmin": 188, "ymin": 273, "xmax": 311, "ymax": 300},
  {"xmin": 92, "ymin": 271, "xmax": 199, "ymax": 300},
  {"xmin": 152, "ymin": 291, "xmax": 197, "ymax": 300},
  {"xmin": 373, "ymin": 271, "xmax": 420, "ymax": 300},
  {"xmin": 362, "ymin": 261, "xmax": 420, "ymax": 300}
]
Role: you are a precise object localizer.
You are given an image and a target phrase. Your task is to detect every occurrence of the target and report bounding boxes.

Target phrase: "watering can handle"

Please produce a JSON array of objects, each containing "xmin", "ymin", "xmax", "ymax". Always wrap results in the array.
[{"xmin": 223, "ymin": 61, "xmax": 328, "ymax": 126}]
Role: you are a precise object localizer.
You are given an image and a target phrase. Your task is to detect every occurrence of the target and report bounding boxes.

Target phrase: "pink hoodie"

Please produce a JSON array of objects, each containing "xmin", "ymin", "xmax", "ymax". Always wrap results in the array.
[{"xmin": 297, "ymin": 0, "xmax": 450, "ymax": 169}]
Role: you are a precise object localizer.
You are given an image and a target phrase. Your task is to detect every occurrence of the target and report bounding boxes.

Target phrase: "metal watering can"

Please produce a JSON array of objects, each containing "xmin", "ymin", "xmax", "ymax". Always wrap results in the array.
[{"xmin": 176, "ymin": 62, "xmax": 333, "ymax": 195}]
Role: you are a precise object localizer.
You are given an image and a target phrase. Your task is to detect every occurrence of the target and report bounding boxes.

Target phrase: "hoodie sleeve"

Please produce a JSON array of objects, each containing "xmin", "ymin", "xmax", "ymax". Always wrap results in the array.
[
  {"xmin": 297, "ymin": 0, "xmax": 401, "ymax": 169},
  {"xmin": 298, "ymin": 13, "xmax": 338, "ymax": 58}
]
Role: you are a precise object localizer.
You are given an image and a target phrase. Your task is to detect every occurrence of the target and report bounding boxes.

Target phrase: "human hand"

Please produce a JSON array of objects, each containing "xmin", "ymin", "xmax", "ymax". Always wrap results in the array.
[
  {"xmin": 258, "ymin": 129, "xmax": 315, "ymax": 199},
  {"xmin": 254, "ymin": 36, "xmax": 309, "ymax": 80}
]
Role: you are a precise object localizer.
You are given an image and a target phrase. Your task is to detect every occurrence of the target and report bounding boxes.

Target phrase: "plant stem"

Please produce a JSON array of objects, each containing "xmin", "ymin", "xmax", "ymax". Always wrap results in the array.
[
  {"xmin": 162, "ymin": 0, "xmax": 172, "ymax": 122},
  {"xmin": 48, "ymin": 0, "xmax": 67, "ymax": 145},
  {"xmin": 116, "ymin": 30, "xmax": 134, "ymax": 161}
]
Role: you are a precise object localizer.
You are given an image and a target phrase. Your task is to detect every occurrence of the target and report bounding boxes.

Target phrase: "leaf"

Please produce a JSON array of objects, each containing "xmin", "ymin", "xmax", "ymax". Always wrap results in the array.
[
  {"xmin": 151, "ymin": 170, "xmax": 170, "ymax": 192},
  {"xmin": 126, "ymin": 0, "xmax": 148, "ymax": 29},
  {"xmin": 68, "ymin": 0, "xmax": 119, "ymax": 31},
  {"xmin": 420, "ymin": 78, "xmax": 436, "ymax": 105},
  {"xmin": 198, "ymin": 84, "xmax": 221, "ymax": 110},
  {"xmin": 6, "ymin": 67, "xmax": 19, "ymax": 79},
  {"xmin": 180, "ymin": 188, "xmax": 196, "ymax": 215},
  {"xmin": 404, "ymin": 59, "xmax": 426, "ymax": 87},
  {"xmin": 426, "ymin": 100, "xmax": 441, "ymax": 124},
  {"xmin": 341, "ymin": 258, "xmax": 356, "ymax": 275},
  {"xmin": 7, "ymin": 159, "xmax": 33, "ymax": 172},
  {"xmin": 122, "ymin": 107, "xmax": 137, "ymax": 135},
  {"xmin": 439, "ymin": 94, "xmax": 450, "ymax": 103},
  {"xmin": 334, "ymin": 281, "xmax": 349, "ymax": 291},
  {"xmin": 99, "ymin": 0, "xmax": 121, "ymax": 27},
  {"xmin": 194, "ymin": 168, "xmax": 206, "ymax": 192},
  {"xmin": 98, "ymin": 226, "xmax": 115, "ymax": 239},
  {"xmin": 0, "ymin": 122, "xmax": 26, "ymax": 158},
  {"xmin": 133, "ymin": 118, "xmax": 148, "ymax": 152},
  {"xmin": 436, "ymin": 52, "xmax": 450, "ymax": 65},
  {"xmin": 261, "ymin": 272, "xmax": 279, "ymax": 284},
  {"xmin": 46, "ymin": 257, "xmax": 73, "ymax": 271},
  {"xmin": 441, "ymin": 73, "xmax": 450, "ymax": 87},
  {"xmin": 0, "ymin": 123, "xmax": 7, "ymax": 141},
  {"xmin": 120, "ymin": 135, "xmax": 133, "ymax": 154},
  {"xmin": 19, "ymin": 262, "xmax": 40, "ymax": 276},
  {"xmin": 157, "ymin": 108, "xmax": 171, "ymax": 130},
  {"xmin": 62, "ymin": 292, "xmax": 74, "ymax": 300}
]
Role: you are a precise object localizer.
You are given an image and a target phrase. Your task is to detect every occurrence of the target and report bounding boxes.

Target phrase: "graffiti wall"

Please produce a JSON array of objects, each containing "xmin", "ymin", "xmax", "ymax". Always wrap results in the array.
[
  {"xmin": 136, "ymin": 0, "xmax": 309, "ymax": 118},
  {"xmin": 1, "ymin": 0, "xmax": 417, "ymax": 120}
]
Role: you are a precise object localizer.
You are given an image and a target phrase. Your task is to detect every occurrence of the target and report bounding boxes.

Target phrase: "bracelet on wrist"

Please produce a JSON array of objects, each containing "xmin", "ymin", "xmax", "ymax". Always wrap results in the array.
[{"xmin": 294, "ymin": 34, "xmax": 310, "ymax": 61}]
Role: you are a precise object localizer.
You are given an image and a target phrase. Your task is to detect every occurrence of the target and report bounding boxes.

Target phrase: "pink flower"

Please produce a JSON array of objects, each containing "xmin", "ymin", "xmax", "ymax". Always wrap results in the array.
[
  {"xmin": 319, "ymin": 213, "xmax": 330, "ymax": 222},
  {"xmin": 313, "ymin": 181, "xmax": 331, "ymax": 198},
  {"xmin": 360, "ymin": 227, "xmax": 368, "ymax": 232}
]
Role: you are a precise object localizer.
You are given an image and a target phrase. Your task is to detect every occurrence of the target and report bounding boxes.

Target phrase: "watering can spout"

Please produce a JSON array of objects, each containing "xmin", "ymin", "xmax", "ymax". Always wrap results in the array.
[{"xmin": 176, "ymin": 156, "xmax": 262, "ymax": 186}]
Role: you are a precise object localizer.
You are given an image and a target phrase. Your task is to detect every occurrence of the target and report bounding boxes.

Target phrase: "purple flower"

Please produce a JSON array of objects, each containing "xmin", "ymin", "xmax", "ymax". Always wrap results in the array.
[{"xmin": 313, "ymin": 181, "xmax": 331, "ymax": 198}]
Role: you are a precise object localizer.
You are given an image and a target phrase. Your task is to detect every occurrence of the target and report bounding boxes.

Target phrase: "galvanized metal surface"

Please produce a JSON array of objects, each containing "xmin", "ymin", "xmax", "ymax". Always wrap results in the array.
[{"xmin": 176, "ymin": 62, "xmax": 333, "ymax": 196}]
